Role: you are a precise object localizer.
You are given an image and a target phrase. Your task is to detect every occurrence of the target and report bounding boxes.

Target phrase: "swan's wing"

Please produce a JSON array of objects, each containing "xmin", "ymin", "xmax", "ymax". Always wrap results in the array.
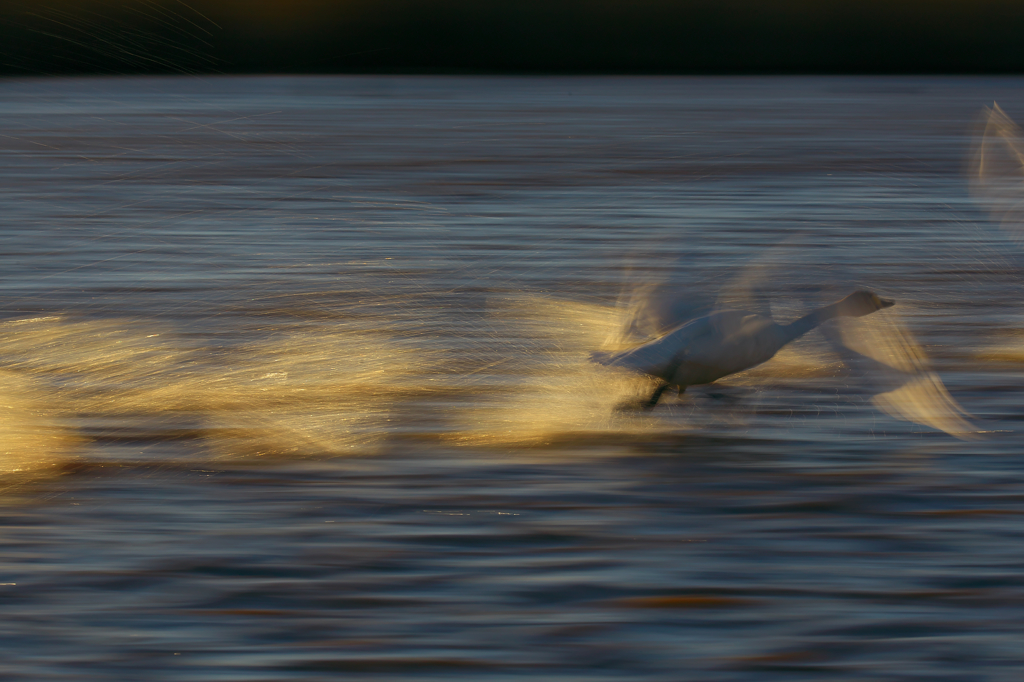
[
  {"xmin": 622, "ymin": 283, "xmax": 713, "ymax": 339},
  {"xmin": 613, "ymin": 235, "xmax": 801, "ymax": 344},
  {"xmin": 714, "ymin": 235, "xmax": 833, "ymax": 322},
  {"xmin": 970, "ymin": 103, "xmax": 1024, "ymax": 244},
  {"xmin": 822, "ymin": 311, "xmax": 976, "ymax": 439},
  {"xmin": 714, "ymin": 255, "xmax": 777, "ymax": 319},
  {"xmin": 612, "ymin": 257, "xmax": 715, "ymax": 344}
]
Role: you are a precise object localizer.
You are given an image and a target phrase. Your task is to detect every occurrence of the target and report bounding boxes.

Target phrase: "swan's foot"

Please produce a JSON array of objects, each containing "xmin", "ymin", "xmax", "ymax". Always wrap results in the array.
[
  {"xmin": 615, "ymin": 383, "xmax": 685, "ymax": 412},
  {"xmin": 641, "ymin": 383, "xmax": 670, "ymax": 410}
]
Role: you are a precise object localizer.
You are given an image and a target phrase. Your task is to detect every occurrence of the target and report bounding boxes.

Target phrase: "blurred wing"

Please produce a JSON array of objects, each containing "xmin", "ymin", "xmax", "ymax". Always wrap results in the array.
[
  {"xmin": 613, "ymin": 257, "xmax": 714, "ymax": 345},
  {"xmin": 715, "ymin": 254, "xmax": 777, "ymax": 319},
  {"xmin": 615, "ymin": 234, "xmax": 824, "ymax": 344},
  {"xmin": 823, "ymin": 312, "xmax": 976, "ymax": 439},
  {"xmin": 715, "ymin": 235, "xmax": 839, "ymax": 322},
  {"xmin": 971, "ymin": 103, "xmax": 1024, "ymax": 244},
  {"xmin": 620, "ymin": 282, "xmax": 712, "ymax": 341}
]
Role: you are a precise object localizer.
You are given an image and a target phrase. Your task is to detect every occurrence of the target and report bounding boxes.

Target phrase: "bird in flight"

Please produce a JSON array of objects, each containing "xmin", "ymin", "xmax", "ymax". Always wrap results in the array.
[{"xmin": 592, "ymin": 290, "xmax": 894, "ymax": 410}]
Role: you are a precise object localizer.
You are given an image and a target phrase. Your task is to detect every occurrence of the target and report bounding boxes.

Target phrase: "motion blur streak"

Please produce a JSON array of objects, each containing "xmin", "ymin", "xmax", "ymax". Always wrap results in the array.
[
  {"xmin": 202, "ymin": 327, "xmax": 431, "ymax": 458},
  {"xmin": 450, "ymin": 295, "xmax": 663, "ymax": 446},
  {"xmin": 0, "ymin": 315, "xmax": 432, "ymax": 459},
  {"xmin": 0, "ymin": 365, "xmax": 76, "ymax": 472}
]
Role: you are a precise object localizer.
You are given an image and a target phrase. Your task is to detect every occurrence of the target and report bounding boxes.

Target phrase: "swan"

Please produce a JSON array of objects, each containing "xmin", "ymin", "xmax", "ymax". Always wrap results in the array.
[{"xmin": 592, "ymin": 290, "xmax": 894, "ymax": 409}]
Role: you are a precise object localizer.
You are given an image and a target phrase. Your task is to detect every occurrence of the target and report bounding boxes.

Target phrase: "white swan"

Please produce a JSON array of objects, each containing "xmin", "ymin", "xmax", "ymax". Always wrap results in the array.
[{"xmin": 592, "ymin": 290, "xmax": 894, "ymax": 409}]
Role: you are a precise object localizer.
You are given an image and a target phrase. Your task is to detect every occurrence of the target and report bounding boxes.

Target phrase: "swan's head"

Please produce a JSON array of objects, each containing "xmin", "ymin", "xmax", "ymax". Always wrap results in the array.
[{"xmin": 837, "ymin": 290, "xmax": 895, "ymax": 318}]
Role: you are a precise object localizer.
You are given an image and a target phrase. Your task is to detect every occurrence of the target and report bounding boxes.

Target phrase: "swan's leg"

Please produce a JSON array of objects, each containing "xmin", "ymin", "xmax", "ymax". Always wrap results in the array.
[{"xmin": 641, "ymin": 383, "xmax": 670, "ymax": 411}]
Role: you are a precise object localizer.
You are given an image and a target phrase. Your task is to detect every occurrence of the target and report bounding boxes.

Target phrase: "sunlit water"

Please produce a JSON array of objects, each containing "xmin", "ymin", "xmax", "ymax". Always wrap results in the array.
[{"xmin": 3, "ymin": 75, "xmax": 1024, "ymax": 679}]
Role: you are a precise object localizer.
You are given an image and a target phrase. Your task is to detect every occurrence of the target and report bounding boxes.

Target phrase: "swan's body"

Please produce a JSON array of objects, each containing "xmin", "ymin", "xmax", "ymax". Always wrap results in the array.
[{"xmin": 593, "ymin": 290, "xmax": 894, "ymax": 409}]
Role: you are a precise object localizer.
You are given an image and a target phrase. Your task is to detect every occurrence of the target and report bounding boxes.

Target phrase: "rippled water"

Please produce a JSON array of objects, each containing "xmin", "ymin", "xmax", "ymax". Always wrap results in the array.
[{"xmin": 3, "ymin": 75, "xmax": 1024, "ymax": 679}]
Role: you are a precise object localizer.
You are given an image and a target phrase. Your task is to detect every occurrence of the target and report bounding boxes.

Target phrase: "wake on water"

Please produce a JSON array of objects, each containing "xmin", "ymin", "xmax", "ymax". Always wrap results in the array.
[{"xmin": 6, "ymin": 100, "xmax": 1024, "ymax": 469}]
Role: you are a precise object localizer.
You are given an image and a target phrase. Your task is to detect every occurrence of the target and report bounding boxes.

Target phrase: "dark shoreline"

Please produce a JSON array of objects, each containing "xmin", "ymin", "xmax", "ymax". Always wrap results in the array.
[{"xmin": 3, "ymin": 0, "xmax": 1024, "ymax": 76}]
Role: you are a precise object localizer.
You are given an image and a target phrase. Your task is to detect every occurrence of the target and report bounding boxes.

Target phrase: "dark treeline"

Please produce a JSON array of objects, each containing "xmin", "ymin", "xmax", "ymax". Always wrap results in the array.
[{"xmin": 1, "ymin": 0, "xmax": 1023, "ymax": 75}]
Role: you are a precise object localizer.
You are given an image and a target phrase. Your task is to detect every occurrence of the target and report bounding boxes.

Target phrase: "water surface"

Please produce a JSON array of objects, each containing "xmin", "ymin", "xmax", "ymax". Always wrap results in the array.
[{"xmin": 2, "ymin": 75, "xmax": 1024, "ymax": 680}]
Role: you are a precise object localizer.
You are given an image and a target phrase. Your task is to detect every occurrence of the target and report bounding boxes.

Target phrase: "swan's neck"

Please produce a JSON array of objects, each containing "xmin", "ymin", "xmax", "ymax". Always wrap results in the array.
[{"xmin": 781, "ymin": 303, "xmax": 842, "ymax": 343}]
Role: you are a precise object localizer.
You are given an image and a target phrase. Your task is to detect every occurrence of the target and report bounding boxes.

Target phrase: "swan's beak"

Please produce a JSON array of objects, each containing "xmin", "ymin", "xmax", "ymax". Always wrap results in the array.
[{"xmin": 877, "ymin": 296, "xmax": 895, "ymax": 309}]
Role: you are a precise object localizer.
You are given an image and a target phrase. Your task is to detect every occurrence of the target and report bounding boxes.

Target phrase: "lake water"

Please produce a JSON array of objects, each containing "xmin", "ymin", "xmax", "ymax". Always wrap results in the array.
[{"xmin": 3, "ymin": 75, "xmax": 1024, "ymax": 680}]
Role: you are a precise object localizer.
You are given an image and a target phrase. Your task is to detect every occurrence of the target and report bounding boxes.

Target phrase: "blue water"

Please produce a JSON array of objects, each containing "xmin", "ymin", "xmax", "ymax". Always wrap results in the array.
[{"xmin": 2, "ymin": 75, "xmax": 1024, "ymax": 680}]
